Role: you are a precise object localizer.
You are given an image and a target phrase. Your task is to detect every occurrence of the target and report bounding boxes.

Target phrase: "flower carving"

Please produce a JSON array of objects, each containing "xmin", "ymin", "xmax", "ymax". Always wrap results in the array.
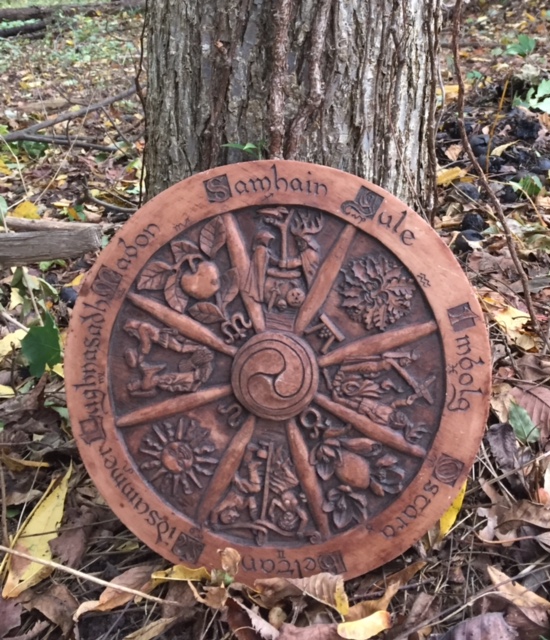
[{"xmin": 339, "ymin": 256, "xmax": 416, "ymax": 331}]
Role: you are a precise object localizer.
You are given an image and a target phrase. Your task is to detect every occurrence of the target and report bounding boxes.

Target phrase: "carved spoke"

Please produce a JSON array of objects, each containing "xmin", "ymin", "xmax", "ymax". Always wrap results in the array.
[
  {"xmin": 223, "ymin": 213, "xmax": 266, "ymax": 333},
  {"xmin": 116, "ymin": 385, "xmax": 232, "ymax": 428},
  {"xmin": 318, "ymin": 320, "xmax": 438, "ymax": 368},
  {"xmin": 314, "ymin": 393, "xmax": 426, "ymax": 458},
  {"xmin": 286, "ymin": 418, "xmax": 330, "ymax": 539},
  {"xmin": 196, "ymin": 414, "xmax": 256, "ymax": 524},
  {"xmin": 127, "ymin": 292, "xmax": 237, "ymax": 357},
  {"xmin": 294, "ymin": 224, "xmax": 356, "ymax": 335}
]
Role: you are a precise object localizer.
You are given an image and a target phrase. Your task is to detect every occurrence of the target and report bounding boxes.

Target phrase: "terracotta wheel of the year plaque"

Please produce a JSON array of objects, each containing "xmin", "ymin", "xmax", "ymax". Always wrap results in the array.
[{"xmin": 66, "ymin": 161, "xmax": 490, "ymax": 583}]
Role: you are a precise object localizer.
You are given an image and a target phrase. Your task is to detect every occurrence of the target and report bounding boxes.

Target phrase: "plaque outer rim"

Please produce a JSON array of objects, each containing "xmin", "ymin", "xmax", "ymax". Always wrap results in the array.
[{"xmin": 66, "ymin": 160, "xmax": 491, "ymax": 582}]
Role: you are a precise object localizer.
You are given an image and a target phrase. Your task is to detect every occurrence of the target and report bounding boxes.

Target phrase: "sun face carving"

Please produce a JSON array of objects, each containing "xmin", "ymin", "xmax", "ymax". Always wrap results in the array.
[{"xmin": 139, "ymin": 418, "xmax": 217, "ymax": 496}]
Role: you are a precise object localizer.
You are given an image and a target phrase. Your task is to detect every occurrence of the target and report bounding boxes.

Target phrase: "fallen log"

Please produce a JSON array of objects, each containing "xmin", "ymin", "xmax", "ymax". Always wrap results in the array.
[
  {"xmin": 0, "ymin": 0, "xmax": 144, "ymax": 22},
  {"xmin": 0, "ymin": 217, "xmax": 102, "ymax": 266},
  {"xmin": 0, "ymin": 20, "xmax": 47, "ymax": 38}
]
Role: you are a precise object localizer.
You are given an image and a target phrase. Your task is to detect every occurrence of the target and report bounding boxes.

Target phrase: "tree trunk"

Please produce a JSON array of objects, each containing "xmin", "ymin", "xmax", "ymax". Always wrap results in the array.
[{"xmin": 145, "ymin": 0, "xmax": 441, "ymax": 213}]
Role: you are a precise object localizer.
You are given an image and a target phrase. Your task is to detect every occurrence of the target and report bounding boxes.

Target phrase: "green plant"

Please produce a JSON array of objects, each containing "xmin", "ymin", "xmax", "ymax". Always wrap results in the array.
[
  {"xmin": 508, "ymin": 402, "xmax": 540, "ymax": 444},
  {"xmin": 517, "ymin": 78, "xmax": 550, "ymax": 114},
  {"xmin": 221, "ymin": 141, "xmax": 266, "ymax": 160},
  {"xmin": 505, "ymin": 34, "xmax": 536, "ymax": 57},
  {"xmin": 21, "ymin": 312, "xmax": 63, "ymax": 377},
  {"xmin": 509, "ymin": 175, "xmax": 543, "ymax": 198}
]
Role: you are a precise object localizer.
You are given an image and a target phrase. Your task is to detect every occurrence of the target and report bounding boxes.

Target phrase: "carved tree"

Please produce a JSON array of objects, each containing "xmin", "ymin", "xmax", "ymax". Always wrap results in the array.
[{"xmin": 145, "ymin": 0, "xmax": 441, "ymax": 211}]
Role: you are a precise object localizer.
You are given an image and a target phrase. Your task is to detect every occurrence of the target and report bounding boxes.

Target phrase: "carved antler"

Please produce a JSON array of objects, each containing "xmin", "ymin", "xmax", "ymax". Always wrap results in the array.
[{"xmin": 290, "ymin": 211, "xmax": 324, "ymax": 237}]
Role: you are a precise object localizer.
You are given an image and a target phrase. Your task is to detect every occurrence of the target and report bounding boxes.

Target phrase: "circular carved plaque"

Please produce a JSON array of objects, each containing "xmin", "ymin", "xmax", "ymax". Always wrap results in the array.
[{"xmin": 66, "ymin": 161, "xmax": 490, "ymax": 583}]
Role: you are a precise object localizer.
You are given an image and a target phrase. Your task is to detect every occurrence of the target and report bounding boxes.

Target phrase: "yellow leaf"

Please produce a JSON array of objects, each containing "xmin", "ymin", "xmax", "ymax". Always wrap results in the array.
[
  {"xmin": 67, "ymin": 207, "xmax": 80, "ymax": 221},
  {"xmin": 12, "ymin": 201, "xmax": 39, "ymax": 220},
  {"xmin": 439, "ymin": 481, "xmax": 467, "ymax": 539},
  {"xmin": 66, "ymin": 273, "xmax": 85, "ymax": 288},
  {"xmin": 48, "ymin": 362, "xmax": 64, "ymax": 378},
  {"xmin": 0, "ymin": 159, "xmax": 11, "ymax": 176},
  {"xmin": 491, "ymin": 141, "xmax": 517, "ymax": 157},
  {"xmin": 490, "ymin": 305, "xmax": 536, "ymax": 350},
  {"xmin": 9, "ymin": 288, "xmax": 25, "ymax": 310},
  {"xmin": 437, "ymin": 166, "xmax": 466, "ymax": 186},
  {"xmin": 52, "ymin": 199, "xmax": 72, "ymax": 208},
  {"xmin": 0, "ymin": 384, "xmax": 15, "ymax": 397},
  {"xmin": 0, "ymin": 329, "xmax": 27, "ymax": 357},
  {"xmin": 152, "ymin": 565, "xmax": 211, "ymax": 583},
  {"xmin": 338, "ymin": 611, "xmax": 392, "ymax": 639},
  {"xmin": 2, "ymin": 464, "xmax": 71, "ymax": 598}
]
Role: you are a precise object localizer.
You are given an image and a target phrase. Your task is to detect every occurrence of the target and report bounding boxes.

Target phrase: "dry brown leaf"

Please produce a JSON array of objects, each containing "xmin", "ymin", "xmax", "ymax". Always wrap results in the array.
[
  {"xmin": 0, "ymin": 596, "xmax": 22, "ymax": 637},
  {"xmin": 488, "ymin": 566, "xmax": 550, "ymax": 611},
  {"xmin": 444, "ymin": 143, "xmax": 463, "ymax": 161},
  {"xmin": 278, "ymin": 623, "xmax": 337, "ymax": 640},
  {"xmin": 510, "ymin": 385, "xmax": 550, "ymax": 441},
  {"xmin": 161, "ymin": 581, "xmax": 196, "ymax": 619},
  {"xmin": 226, "ymin": 597, "xmax": 279, "ymax": 640},
  {"xmin": 73, "ymin": 562, "xmax": 160, "ymax": 620},
  {"xmin": 187, "ymin": 581, "xmax": 228, "ymax": 609},
  {"xmin": 255, "ymin": 573, "xmax": 348, "ymax": 615},
  {"xmin": 48, "ymin": 507, "xmax": 97, "ymax": 568},
  {"xmin": 498, "ymin": 500, "xmax": 550, "ymax": 533},
  {"xmin": 218, "ymin": 547, "xmax": 241, "ymax": 578},
  {"xmin": 476, "ymin": 481, "xmax": 518, "ymax": 544},
  {"xmin": 386, "ymin": 592, "xmax": 436, "ymax": 640},
  {"xmin": 516, "ymin": 354, "xmax": 550, "ymax": 383},
  {"xmin": 439, "ymin": 613, "xmax": 517, "ymax": 640},
  {"xmin": 23, "ymin": 583, "xmax": 78, "ymax": 636},
  {"xmin": 490, "ymin": 383, "xmax": 514, "ymax": 422},
  {"xmin": 122, "ymin": 617, "xmax": 177, "ymax": 640}
]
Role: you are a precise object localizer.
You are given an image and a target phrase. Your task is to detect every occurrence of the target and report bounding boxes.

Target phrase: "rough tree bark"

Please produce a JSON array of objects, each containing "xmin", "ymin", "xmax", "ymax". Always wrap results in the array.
[{"xmin": 145, "ymin": 0, "xmax": 441, "ymax": 212}]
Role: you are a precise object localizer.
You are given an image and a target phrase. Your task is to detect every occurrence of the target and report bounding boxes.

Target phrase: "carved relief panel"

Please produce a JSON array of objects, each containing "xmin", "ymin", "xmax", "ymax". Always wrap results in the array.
[{"xmin": 66, "ymin": 161, "xmax": 490, "ymax": 583}]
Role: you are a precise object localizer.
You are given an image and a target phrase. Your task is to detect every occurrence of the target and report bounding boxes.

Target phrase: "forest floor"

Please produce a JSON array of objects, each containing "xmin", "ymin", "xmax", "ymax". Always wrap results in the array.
[{"xmin": 1, "ymin": 1, "xmax": 550, "ymax": 639}]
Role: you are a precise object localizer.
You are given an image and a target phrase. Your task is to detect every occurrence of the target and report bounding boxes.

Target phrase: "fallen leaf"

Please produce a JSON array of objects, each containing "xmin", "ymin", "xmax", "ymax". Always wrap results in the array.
[
  {"xmin": 444, "ymin": 144, "xmax": 463, "ymax": 161},
  {"xmin": 226, "ymin": 597, "xmax": 280, "ymax": 640},
  {"xmin": 0, "ymin": 596, "xmax": 22, "ymax": 637},
  {"xmin": 218, "ymin": 547, "xmax": 241, "ymax": 578},
  {"xmin": 491, "ymin": 141, "xmax": 517, "ymax": 156},
  {"xmin": 488, "ymin": 566, "xmax": 550, "ymax": 611},
  {"xmin": 122, "ymin": 617, "xmax": 177, "ymax": 640},
  {"xmin": 439, "ymin": 481, "xmax": 467, "ymax": 538},
  {"xmin": 12, "ymin": 201, "xmax": 40, "ymax": 220},
  {"xmin": 510, "ymin": 385, "xmax": 550, "ymax": 442},
  {"xmin": 23, "ymin": 583, "xmax": 78, "ymax": 635},
  {"xmin": 346, "ymin": 561, "xmax": 425, "ymax": 622},
  {"xmin": 48, "ymin": 507, "xmax": 97, "ymax": 568},
  {"xmin": 508, "ymin": 402, "xmax": 540, "ymax": 444},
  {"xmin": 187, "ymin": 581, "xmax": 227, "ymax": 609},
  {"xmin": 438, "ymin": 612, "xmax": 517, "ymax": 640},
  {"xmin": 0, "ymin": 384, "xmax": 15, "ymax": 397},
  {"xmin": 73, "ymin": 562, "xmax": 161, "ymax": 619},
  {"xmin": 276, "ymin": 623, "xmax": 337, "ymax": 639},
  {"xmin": 152, "ymin": 564, "xmax": 211, "ymax": 583},
  {"xmin": 255, "ymin": 574, "xmax": 348, "ymax": 615},
  {"xmin": 337, "ymin": 611, "xmax": 392, "ymax": 639},
  {"xmin": 488, "ymin": 304, "xmax": 536, "ymax": 350},
  {"xmin": 437, "ymin": 166, "xmax": 467, "ymax": 186},
  {"xmin": 2, "ymin": 464, "xmax": 72, "ymax": 598},
  {"xmin": 0, "ymin": 330, "xmax": 27, "ymax": 358}
]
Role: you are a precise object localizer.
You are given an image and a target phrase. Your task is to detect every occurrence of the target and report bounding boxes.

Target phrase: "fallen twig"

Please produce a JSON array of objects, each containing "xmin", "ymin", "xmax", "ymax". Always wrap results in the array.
[
  {"xmin": 0, "ymin": 1, "xmax": 144, "ymax": 22},
  {"xmin": 3, "ymin": 87, "xmax": 137, "ymax": 143},
  {"xmin": 0, "ymin": 544, "xmax": 182, "ymax": 608},
  {"xmin": 451, "ymin": 0, "xmax": 550, "ymax": 352},
  {"xmin": 87, "ymin": 192, "xmax": 137, "ymax": 213},
  {"xmin": 5, "ymin": 133, "xmax": 120, "ymax": 152}
]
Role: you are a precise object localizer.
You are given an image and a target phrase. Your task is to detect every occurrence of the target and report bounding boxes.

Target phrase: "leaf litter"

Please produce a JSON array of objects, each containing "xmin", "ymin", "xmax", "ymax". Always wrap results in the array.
[{"xmin": 2, "ymin": 1, "xmax": 550, "ymax": 639}]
